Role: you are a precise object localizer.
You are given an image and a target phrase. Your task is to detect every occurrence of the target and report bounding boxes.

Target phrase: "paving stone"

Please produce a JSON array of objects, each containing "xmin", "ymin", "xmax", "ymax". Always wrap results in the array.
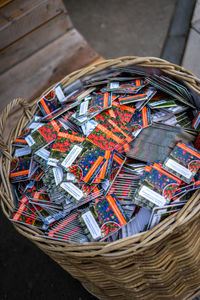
[
  {"xmin": 64, "ymin": 0, "xmax": 177, "ymax": 58},
  {"xmin": 182, "ymin": 28, "xmax": 200, "ymax": 77}
]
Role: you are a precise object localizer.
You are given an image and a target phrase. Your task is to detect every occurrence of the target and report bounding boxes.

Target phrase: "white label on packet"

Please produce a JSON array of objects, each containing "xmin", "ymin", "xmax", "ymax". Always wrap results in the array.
[
  {"xmin": 82, "ymin": 211, "xmax": 101, "ymax": 240},
  {"xmin": 60, "ymin": 182, "xmax": 83, "ymax": 200},
  {"xmin": 55, "ymin": 85, "xmax": 65, "ymax": 102},
  {"xmin": 79, "ymin": 100, "xmax": 89, "ymax": 116},
  {"xmin": 110, "ymin": 82, "xmax": 120, "ymax": 89},
  {"xmin": 35, "ymin": 148, "xmax": 50, "ymax": 161},
  {"xmin": 47, "ymin": 157, "xmax": 58, "ymax": 166},
  {"xmin": 28, "ymin": 122, "xmax": 44, "ymax": 130},
  {"xmin": 165, "ymin": 158, "xmax": 193, "ymax": 180},
  {"xmin": 53, "ymin": 167, "xmax": 63, "ymax": 186},
  {"xmin": 25, "ymin": 135, "xmax": 35, "ymax": 146},
  {"xmin": 139, "ymin": 185, "xmax": 166, "ymax": 207},
  {"xmin": 14, "ymin": 146, "xmax": 31, "ymax": 157},
  {"xmin": 67, "ymin": 172, "xmax": 76, "ymax": 181},
  {"xmin": 61, "ymin": 145, "xmax": 82, "ymax": 169}
]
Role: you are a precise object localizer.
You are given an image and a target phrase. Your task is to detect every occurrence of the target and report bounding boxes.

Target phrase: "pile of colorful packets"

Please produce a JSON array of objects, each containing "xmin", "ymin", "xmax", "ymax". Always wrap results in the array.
[{"xmin": 9, "ymin": 66, "xmax": 200, "ymax": 242}]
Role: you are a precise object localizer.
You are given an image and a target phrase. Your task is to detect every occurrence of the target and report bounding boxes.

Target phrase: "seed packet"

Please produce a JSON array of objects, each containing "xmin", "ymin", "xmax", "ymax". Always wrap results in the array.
[
  {"xmin": 41, "ymin": 99, "xmax": 85, "ymax": 122},
  {"xmin": 34, "ymin": 142, "xmax": 54, "ymax": 169},
  {"xmin": 109, "ymin": 152, "xmax": 126, "ymax": 182},
  {"xmin": 47, "ymin": 129, "xmax": 85, "ymax": 167},
  {"xmin": 192, "ymin": 111, "xmax": 200, "ymax": 131},
  {"xmin": 126, "ymin": 122, "xmax": 195, "ymax": 163},
  {"xmin": 12, "ymin": 129, "xmax": 31, "ymax": 147},
  {"xmin": 30, "ymin": 167, "xmax": 44, "ymax": 181},
  {"xmin": 134, "ymin": 163, "xmax": 182, "ymax": 209},
  {"xmin": 88, "ymin": 112, "xmax": 133, "ymax": 153},
  {"xmin": 111, "ymin": 100, "xmax": 136, "ymax": 124},
  {"xmin": 42, "ymin": 166, "xmax": 64, "ymax": 194},
  {"xmin": 59, "ymin": 111, "xmax": 82, "ymax": 133},
  {"xmin": 93, "ymin": 150, "xmax": 114, "ymax": 183},
  {"xmin": 147, "ymin": 202, "xmax": 187, "ymax": 230},
  {"xmin": 115, "ymin": 207, "xmax": 151, "ymax": 239},
  {"xmin": 37, "ymin": 86, "xmax": 63, "ymax": 117},
  {"xmin": 148, "ymin": 92, "xmax": 176, "ymax": 109},
  {"xmin": 25, "ymin": 120, "xmax": 62, "ymax": 151},
  {"xmin": 146, "ymin": 76, "xmax": 195, "ymax": 109},
  {"xmin": 77, "ymin": 92, "xmax": 112, "ymax": 118},
  {"xmin": 63, "ymin": 87, "xmax": 96, "ymax": 103},
  {"xmin": 30, "ymin": 193, "xmax": 66, "ymax": 225},
  {"xmin": 163, "ymin": 141, "xmax": 200, "ymax": 183},
  {"xmin": 103, "ymin": 79, "xmax": 146, "ymax": 94},
  {"xmin": 109, "ymin": 177, "xmax": 139, "ymax": 201},
  {"xmin": 129, "ymin": 106, "xmax": 151, "ymax": 135},
  {"xmin": 118, "ymin": 87, "xmax": 155, "ymax": 105},
  {"xmin": 94, "ymin": 109, "xmax": 133, "ymax": 140},
  {"xmin": 158, "ymin": 75, "xmax": 194, "ymax": 103},
  {"xmin": 10, "ymin": 195, "xmax": 48, "ymax": 230},
  {"xmin": 58, "ymin": 180, "xmax": 100, "ymax": 207},
  {"xmin": 9, "ymin": 157, "xmax": 35, "ymax": 183},
  {"xmin": 66, "ymin": 141, "xmax": 106, "ymax": 185},
  {"xmin": 79, "ymin": 194, "xmax": 128, "ymax": 241},
  {"xmin": 45, "ymin": 211, "xmax": 88, "ymax": 243},
  {"xmin": 194, "ymin": 133, "xmax": 200, "ymax": 150},
  {"xmin": 14, "ymin": 146, "xmax": 31, "ymax": 158}
]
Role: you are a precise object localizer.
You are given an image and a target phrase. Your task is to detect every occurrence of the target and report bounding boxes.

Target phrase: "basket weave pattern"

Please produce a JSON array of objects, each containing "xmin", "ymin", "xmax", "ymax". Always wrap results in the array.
[{"xmin": 1, "ymin": 57, "xmax": 200, "ymax": 300}]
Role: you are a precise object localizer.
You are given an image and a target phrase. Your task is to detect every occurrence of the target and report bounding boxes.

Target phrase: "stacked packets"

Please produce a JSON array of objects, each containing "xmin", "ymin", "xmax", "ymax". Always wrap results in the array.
[{"xmin": 9, "ymin": 67, "xmax": 200, "ymax": 242}]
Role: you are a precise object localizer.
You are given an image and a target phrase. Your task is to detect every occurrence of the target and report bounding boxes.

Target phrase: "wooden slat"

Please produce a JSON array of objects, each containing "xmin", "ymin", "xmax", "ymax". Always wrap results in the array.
[
  {"xmin": 0, "ymin": 13, "xmax": 72, "ymax": 74},
  {"xmin": 0, "ymin": 0, "xmax": 12, "ymax": 9},
  {"xmin": 0, "ymin": 28, "xmax": 100, "ymax": 111},
  {"xmin": 0, "ymin": 0, "xmax": 66, "ymax": 49}
]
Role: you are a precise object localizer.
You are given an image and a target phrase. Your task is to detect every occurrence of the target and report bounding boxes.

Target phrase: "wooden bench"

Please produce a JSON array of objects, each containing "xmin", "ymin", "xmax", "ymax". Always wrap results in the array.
[{"xmin": 0, "ymin": 0, "xmax": 102, "ymax": 114}]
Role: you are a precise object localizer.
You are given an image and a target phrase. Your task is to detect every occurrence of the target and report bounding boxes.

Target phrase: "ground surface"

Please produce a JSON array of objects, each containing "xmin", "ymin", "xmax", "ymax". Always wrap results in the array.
[{"xmin": 65, "ymin": 0, "xmax": 177, "ymax": 59}]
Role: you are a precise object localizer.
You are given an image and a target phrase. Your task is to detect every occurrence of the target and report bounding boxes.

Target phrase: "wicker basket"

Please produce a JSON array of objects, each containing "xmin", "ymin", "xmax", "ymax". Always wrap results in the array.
[{"xmin": 1, "ymin": 56, "xmax": 200, "ymax": 300}]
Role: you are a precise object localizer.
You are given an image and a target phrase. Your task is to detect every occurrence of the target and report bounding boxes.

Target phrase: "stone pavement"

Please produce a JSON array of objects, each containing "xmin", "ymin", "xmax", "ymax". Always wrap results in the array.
[{"xmin": 182, "ymin": 0, "xmax": 200, "ymax": 78}]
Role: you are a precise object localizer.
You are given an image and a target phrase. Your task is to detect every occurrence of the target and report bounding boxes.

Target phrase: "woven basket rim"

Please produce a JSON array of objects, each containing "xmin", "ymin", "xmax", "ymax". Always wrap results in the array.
[{"xmin": 1, "ymin": 55, "xmax": 200, "ymax": 259}]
